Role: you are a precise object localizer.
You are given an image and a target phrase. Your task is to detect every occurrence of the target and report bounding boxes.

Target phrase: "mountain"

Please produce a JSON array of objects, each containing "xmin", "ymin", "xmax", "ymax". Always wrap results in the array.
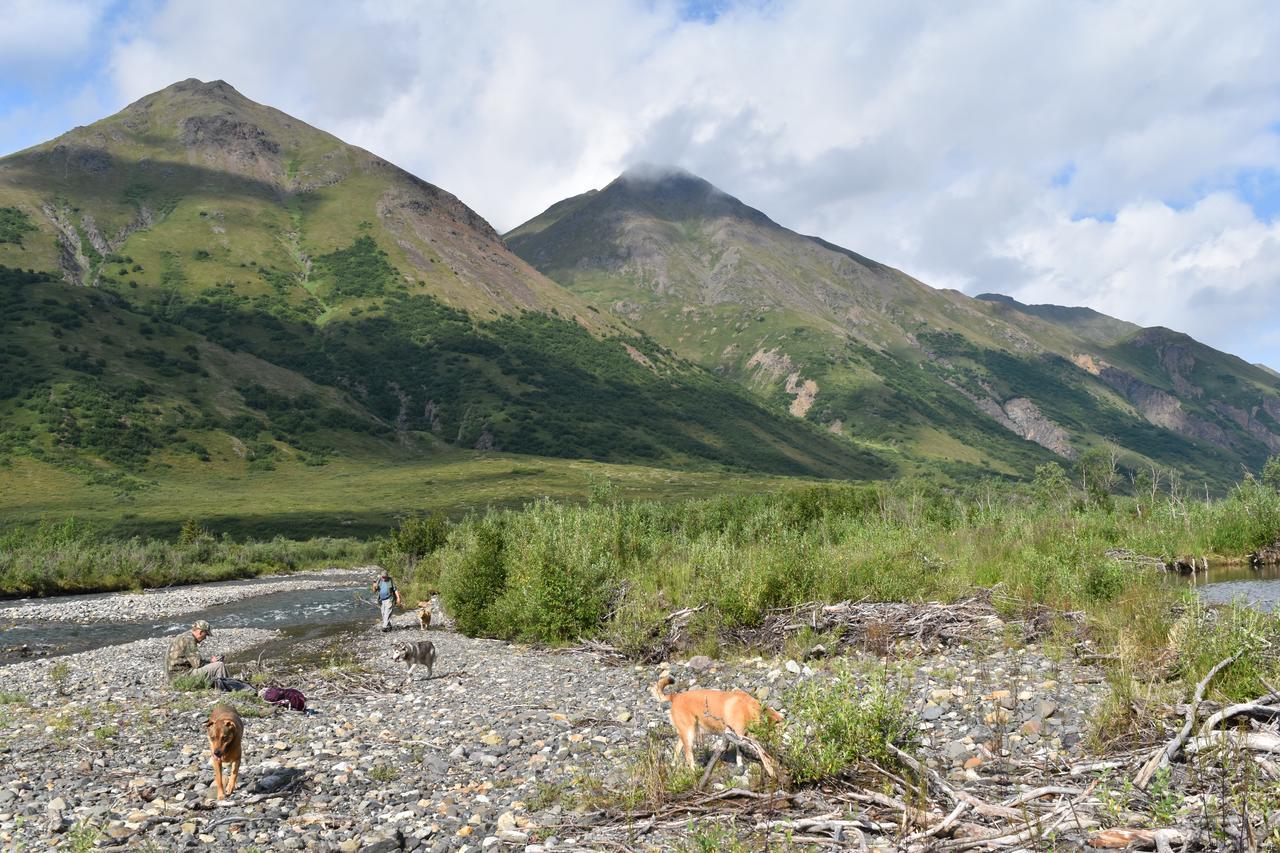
[
  {"xmin": 0, "ymin": 82, "xmax": 888, "ymax": 488},
  {"xmin": 507, "ymin": 167, "xmax": 1280, "ymax": 488}
]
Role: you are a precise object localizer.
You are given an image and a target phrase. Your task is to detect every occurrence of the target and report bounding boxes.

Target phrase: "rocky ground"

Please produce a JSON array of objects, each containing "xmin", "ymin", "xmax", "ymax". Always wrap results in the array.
[
  {"xmin": 0, "ymin": 585, "xmax": 1122, "ymax": 852},
  {"xmin": 0, "ymin": 568, "xmax": 369, "ymax": 623}
]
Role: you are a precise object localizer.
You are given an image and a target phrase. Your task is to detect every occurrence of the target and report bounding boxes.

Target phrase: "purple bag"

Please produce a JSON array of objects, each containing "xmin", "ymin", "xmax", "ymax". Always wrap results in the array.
[{"xmin": 262, "ymin": 686, "xmax": 307, "ymax": 712}]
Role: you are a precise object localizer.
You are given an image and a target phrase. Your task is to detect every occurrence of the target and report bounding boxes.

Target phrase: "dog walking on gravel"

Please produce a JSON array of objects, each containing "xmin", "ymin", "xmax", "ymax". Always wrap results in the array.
[{"xmin": 205, "ymin": 703, "xmax": 244, "ymax": 800}]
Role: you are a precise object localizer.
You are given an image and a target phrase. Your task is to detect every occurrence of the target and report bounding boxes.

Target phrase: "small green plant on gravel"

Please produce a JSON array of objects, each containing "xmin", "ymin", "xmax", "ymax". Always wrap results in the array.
[
  {"xmin": 679, "ymin": 820, "xmax": 751, "ymax": 853},
  {"xmin": 169, "ymin": 673, "xmax": 213, "ymax": 692},
  {"xmin": 65, "ymin": 822, "xmax": 101, "ymax": 852},
  {"xmin": 224, "ymin": 697, "xmax": 270, "ymax": 719},
  {"xmin": 49, "ymin": 660, "xmax": 69, "ymax": 683},
  {"xmin": 635, "ymin": 731, "xmax": 700, "ymax": 803},
  {"xmin": 93, "ymin": 724, "xmax": 118, "ymax": 742},
  {"xmin": 1143, "ymin": 766, "xmax": 1182, "ymax": 827},
  {"xmin": 1095, "ymin": 771, "xmax": 1134, "ymax": 828},
  {"xmin": 319, "ymin": 648, "xmax": 371, "ymax": 675},
  {"xmin": 768, "ymin": 665, "xmax": 918, "ymax": 786},
  {"xmin": 0, "ymin": 691, "xmax": 26, "ymax": 704},
  {"xmin": 369, "ymin": 764, "xmax": 401, "ymax": 783},
  {"xmin": 1088, "ymin": 667, "xmax": 1142, "ymax": 753},
  {"xmin": 528, "ymin": 780, "xmax": 569, "ymax": 811}
]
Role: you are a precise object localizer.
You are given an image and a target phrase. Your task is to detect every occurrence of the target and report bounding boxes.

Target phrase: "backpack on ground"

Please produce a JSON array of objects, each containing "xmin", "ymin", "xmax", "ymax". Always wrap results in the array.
[
  {"xmin": 212, "ymin": 677, "xmax": 255, "ymax": 692},
  {"xmin": 262, "ymin": 686, "xmax": 307, "ymax": 712}
]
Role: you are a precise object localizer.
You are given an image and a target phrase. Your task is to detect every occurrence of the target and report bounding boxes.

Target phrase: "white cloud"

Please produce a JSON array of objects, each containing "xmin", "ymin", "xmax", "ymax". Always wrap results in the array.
[
  {"xmin": 0, "ymin": 0, "xmax": 105, "ymax": 79},
  {"xmin": 996, "ymin": 195, "xmax": 1280, "ymax": 360},
  {"xmin": 17, "ymin": 0, "xmax": 1279, "ymax": 365}
]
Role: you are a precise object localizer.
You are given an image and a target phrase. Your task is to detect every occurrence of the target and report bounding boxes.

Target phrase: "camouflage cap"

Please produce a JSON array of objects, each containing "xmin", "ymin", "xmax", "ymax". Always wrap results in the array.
[{"xmin": 192, "ymin": 619, "xmax": 212, "ymax": 634}]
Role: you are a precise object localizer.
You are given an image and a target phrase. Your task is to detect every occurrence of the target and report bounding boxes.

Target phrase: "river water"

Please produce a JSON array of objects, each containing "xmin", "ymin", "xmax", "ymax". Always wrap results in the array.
[
  {"xmin": 0, "ymin": 572, "xmax": 374, "ymax": 664},
  {"xmin": 1189, "ymin": 563, "xmax": 1280, "ymax": 611}
]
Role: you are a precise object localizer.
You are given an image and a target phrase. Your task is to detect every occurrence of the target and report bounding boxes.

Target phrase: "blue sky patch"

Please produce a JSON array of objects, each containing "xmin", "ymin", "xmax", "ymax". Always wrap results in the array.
[{"xmin": 1050, "ymin": 162, "xmax": 1075, "ymax": 187}]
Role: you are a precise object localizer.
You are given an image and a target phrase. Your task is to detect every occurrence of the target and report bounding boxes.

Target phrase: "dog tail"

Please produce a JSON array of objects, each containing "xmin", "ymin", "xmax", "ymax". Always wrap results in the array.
[{"xmin": 650, "ymin": 674, "xmax": 675, "ymax": 703}]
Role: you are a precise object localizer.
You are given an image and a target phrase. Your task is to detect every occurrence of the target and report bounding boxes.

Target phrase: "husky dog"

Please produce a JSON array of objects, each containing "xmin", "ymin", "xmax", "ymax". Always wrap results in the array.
[{"xmin": 392, "ymin": 640, "xmax": 436, "ymax": 684}]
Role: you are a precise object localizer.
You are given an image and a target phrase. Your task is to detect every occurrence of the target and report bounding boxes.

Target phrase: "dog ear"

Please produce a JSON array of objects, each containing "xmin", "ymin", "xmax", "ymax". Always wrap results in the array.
[
  {"xmin": 222, "ymin": 719, "xmax": 236, "ymax": 729},
  {"xmin": 204, "ymin": 719, "xmax": 215, "ymax": 729}
]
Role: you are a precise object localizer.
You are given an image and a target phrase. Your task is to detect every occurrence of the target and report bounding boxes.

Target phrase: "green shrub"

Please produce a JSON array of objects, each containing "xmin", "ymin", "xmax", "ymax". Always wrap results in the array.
[
  {"xmin": 1169, "ymin": 603, "xmax": 1280, "ymax": 702},
  {"xmin": 1207, "ymin": 477, "xmax": 1280, "ymax": 553},
  {"xmin": 438, "ymin": 515, "xmax": 507, "ymax": 635},
  {"xmin": 0, "ymin": 206, "xmax": 36, "ymax": 246},
  {"xmin": 486, "ymin": 504, "xmax": 618, "ymax": 642},
  {"xmin": 771, "ymin": 666, "xmax": 918, "ymax": 785}
]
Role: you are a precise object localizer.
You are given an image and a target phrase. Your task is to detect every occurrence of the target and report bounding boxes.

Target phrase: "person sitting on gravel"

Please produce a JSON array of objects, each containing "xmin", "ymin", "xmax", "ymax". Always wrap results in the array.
[
  {"xmin": 373, "ymin": 570, "xmax": 403, "ymax": 632},
  {"xmin": 165, "ymin": 619, "xmax": 227, "ymax": 685}
]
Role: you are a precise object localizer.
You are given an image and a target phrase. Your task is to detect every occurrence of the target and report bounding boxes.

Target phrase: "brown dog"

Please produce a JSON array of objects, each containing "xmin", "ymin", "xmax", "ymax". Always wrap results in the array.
[
  {"xmin": 417, "ymin": 600, "xmax": 432, "ymax": 631},
  {"xmin": 651, "ymin": 675, "xmax": 782, "ymax": 771},
  {"xmin": 205, "ymin": 704, "xmax": 243, "ymax": 799}
]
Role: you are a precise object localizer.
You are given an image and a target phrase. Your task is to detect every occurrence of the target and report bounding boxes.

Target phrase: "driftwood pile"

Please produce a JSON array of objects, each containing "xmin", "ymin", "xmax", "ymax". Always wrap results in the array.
[
  {"xmin": 723, "ymin": 591, "xmax": 1080, "ymax": 654},
  {"xmin": 1105, "ymin": 548, "xmax": 1211, "ymax": 576},
  {"xmin": 724, "ymin": 596, "xmax": 1004, "ymax": 654},
  {"xmin": 1250, "ymin": 540, "xmax": 1280, "ymax": 568}
]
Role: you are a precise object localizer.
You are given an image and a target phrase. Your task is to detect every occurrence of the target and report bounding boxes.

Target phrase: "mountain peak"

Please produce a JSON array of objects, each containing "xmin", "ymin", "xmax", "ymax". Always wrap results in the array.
[
  {"xmin": 616, "ymin": 163, "xmax": 705, "ymax": 187},
  {"xmin": 596, "ymin": 164, "xmax": 772, "ymax": 227},
  {"xmin": 126, "ymin": 78, "xmax": 252, "ymax": 112}
]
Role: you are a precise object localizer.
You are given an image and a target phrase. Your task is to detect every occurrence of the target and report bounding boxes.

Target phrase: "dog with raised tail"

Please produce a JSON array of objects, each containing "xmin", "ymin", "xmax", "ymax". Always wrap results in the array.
[{"xmin": 651, "ymin": 674, "xmax": 782, "ymax": 771}]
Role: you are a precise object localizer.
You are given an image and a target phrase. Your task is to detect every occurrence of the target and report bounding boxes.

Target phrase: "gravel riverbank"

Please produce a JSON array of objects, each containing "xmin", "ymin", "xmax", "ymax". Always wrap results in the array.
[
  {"xmin": 0, "ymin": 591, "xmax": 1116, "ymax": 851},
  {"xmin": 0, "ymin": 568, "xmax": 369, "ymax": 623}
]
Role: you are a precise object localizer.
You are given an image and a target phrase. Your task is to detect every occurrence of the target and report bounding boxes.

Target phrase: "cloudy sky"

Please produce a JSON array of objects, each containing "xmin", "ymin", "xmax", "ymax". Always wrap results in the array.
[{"xmin": 3, "ymin": 0, "xmax": 1279, "ymax": 369}]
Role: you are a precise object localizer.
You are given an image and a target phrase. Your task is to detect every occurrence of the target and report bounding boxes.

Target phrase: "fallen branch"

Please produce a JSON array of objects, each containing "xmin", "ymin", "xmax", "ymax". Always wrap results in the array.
[
  {"xmin": 1195, "ymin": 690, "xmax": 1280, "ymax": 740},
  {"xmin": 887, "ymin": 742, "xmax": 1026, "ymax": 821},
  {"xmin": 1087, "ymin": 827, "xmax": 1187, "ymax": 850},
  {"xmin": 719, "ymin": 728, "xmax": 781, "ymax": 780},
  {"xmin": 758, "ymin": 817, "xmax": 871, "ymax": 850},
  {"xmin": 902, "ymin": 800, "xmax": 970, "ymax": 844},
  {"xmin": 1133, "ymin": 652, "xmax": 1240, "ymax": 789},
  {"xmin": 1183, "ymin": 730, "xmax": 1280, "ymax": 756},
  {"xmin": 934, "ymin": 781, "xmax": 1099, "ymax": 851},
  {"xmin": 697, "ymin": 742, "xmax": 727, "ymax": 790}
]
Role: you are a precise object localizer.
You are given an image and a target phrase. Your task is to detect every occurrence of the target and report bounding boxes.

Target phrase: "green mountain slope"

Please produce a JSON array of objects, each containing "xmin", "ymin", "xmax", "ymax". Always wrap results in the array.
[
  {"xmin": 0, "ymin": 83, "xmax": 889, "ymax": 491},
  {"xmin": 507, "ymin": 167, "xmax": 1280, "ymax": 488}
]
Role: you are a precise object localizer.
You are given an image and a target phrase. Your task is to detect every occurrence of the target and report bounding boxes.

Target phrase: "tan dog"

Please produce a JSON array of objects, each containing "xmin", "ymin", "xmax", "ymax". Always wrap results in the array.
[
  {"xmin": 651, "ymin": 675, "xmax": 782, "ymax": 771},
  {"xmin": 417, "ymin": 600, "xmax": 432, "ymax": 631},
  {"xmin": 205, "ymin": 704, "xmax": 243, "ymax": 799}
]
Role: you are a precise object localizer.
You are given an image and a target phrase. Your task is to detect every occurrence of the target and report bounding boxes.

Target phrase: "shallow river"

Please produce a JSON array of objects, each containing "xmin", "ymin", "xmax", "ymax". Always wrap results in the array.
[
  {"xmin": 0, "ymin": 571, "xmax": 373, "ymax": 664},
  {"xmin": 1189, "ymin": 562, "xmax": 1280, "ymax": 611}
]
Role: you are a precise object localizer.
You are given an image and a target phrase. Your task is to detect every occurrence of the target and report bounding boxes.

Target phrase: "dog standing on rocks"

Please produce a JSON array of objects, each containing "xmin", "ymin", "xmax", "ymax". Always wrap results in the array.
[
  {"xmin": 393, "ymin": 640, "xmax": 436, "ymax": 685},
  {"xmin": 651, "ymin": 674, "xmax": 781, "ymax": 772},
  {"xmin": 205, "ymin": 704, "xmax": 244, "ymax": 800},
  {"xmin": 417, "ymin": 600, "xmax": 432, "ymax": 631}
]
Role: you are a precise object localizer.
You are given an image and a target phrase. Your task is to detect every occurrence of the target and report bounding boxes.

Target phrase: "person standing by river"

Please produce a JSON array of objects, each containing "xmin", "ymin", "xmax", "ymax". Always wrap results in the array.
[
  {"xmin": 165, "ymin": 619, "xmax": 227, "ymax": 685},
  {"xmin": 373, "ymin": 570, "xmax": 403, "ymax": 632}
]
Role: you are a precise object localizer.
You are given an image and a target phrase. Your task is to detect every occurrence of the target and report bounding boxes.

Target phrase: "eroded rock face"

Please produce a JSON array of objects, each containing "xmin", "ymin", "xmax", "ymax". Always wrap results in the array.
[
  {"xmin": 956, "ymin": 385, "xmax": 1077, "ymax": 459},
  {"xmin": 179, "ymin": 115, "xmax": 280, "ymax": 158},
  {"xmin": 1071, "ymin": 351, "xmax": 1280, "ymax": 454},
  {"xmin": 1002, "ymin": 397, "xmax": 1076, "ymax": 459},
  {"xmin": 1096, "ymin": 364, "xmax": 1233, "ymax": 447},
  {"xmin": 785, "ymin": 373, "xmax": 819, "ymax": 418}
]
